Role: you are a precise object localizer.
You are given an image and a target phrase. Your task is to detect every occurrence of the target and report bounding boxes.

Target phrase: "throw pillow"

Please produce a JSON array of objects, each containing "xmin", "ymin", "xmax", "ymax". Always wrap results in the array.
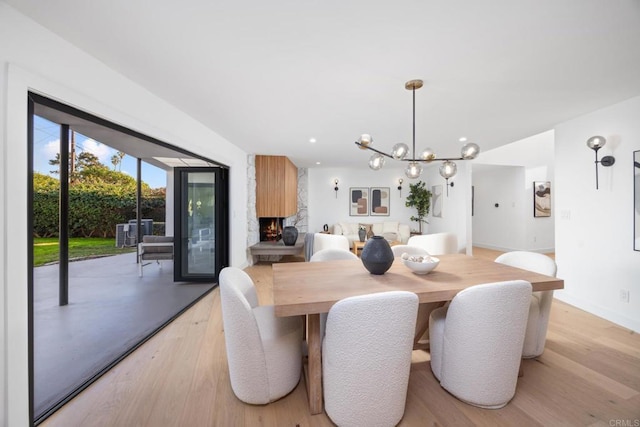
[
  {"xmin": 382, "ymin": 232, "xmax": 398, "ymax": 242},
  {"xmin": 338, "ymin": 222, "xmax": 350, "ymax": 235},
  {"xmin": 382, "ymin": 221, "xmax": 399, "ymax": 234}
]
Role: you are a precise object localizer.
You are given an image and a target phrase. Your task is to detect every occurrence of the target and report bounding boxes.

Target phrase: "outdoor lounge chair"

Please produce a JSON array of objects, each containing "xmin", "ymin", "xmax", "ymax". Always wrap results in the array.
[{"xmin": 138, "ymin": 235, "xmax": 174, "ymax": 277}]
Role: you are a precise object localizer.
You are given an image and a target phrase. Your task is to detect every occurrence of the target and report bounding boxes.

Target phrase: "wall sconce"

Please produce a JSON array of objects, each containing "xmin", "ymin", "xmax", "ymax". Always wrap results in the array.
[
  {"xmin": 333, "ymin": 179, "xmax": 339, "ymax": 198},
  {"xmin": 397, "ymin": 178, "xmax": 403, "ymax": 196},
  {"xmin": 440, "ymin": 161, "xmax": 456, "ymax": 196},
  {"xmin": 586, "ymin": 136, "xmax": 615, "ymax": 189}
]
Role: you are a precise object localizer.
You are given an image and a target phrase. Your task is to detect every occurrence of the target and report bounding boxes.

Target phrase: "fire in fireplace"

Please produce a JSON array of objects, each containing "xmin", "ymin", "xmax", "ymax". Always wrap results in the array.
[{"xmin": 259, "ymin": 217, "xmax": 284, "ymax": 242}]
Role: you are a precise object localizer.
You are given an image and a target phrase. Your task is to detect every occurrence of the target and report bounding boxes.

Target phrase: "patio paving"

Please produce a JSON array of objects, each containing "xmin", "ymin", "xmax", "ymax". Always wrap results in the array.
[{"xmin": 33, "ymin": 252, "xmax": 215, "ymax": 420}]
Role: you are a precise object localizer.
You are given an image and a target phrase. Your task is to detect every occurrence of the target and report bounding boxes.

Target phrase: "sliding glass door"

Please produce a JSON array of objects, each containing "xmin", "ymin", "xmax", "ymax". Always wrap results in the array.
[{"xmin": 174, "ymin": 167, "xmax": 228, "ymax": 281}]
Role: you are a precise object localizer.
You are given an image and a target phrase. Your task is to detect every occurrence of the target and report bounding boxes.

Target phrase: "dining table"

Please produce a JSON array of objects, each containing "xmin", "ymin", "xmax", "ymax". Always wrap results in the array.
[{"xmin": 272, "ymin": 253, "xmax": 564, "ymax": 415}]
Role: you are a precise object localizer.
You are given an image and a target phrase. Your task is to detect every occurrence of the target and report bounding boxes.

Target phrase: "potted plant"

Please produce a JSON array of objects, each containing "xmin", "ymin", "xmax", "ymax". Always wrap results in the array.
[{"xmin": 405, "ymin": 181, "xmax": 432, "ymax": 234}]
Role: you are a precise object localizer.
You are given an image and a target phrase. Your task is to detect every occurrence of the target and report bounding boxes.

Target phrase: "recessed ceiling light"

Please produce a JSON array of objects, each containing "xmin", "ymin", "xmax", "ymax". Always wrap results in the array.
[
  {"xmin": 309, "ymin": 138, "xmax": 317, "ymax": 143},
  {"xmin": 459, "ymin": 137, "xmax": 467, "ymax": 142},
  {"xmin": 316, "ymin": 161, "xmax": 321, "ymax": 165}
]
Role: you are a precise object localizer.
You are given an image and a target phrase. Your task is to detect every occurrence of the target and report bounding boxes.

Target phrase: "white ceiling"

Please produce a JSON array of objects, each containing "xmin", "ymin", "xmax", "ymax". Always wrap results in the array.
[{"xmin": 8, "ymin": 0, "xmax": 640, "ymax": 169}]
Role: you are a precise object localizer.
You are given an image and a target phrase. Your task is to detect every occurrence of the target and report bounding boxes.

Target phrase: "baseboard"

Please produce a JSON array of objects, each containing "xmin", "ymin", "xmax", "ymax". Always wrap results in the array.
[{"xmin": 554, "ymin": 292, "xmax": 640, "ymax": 333}]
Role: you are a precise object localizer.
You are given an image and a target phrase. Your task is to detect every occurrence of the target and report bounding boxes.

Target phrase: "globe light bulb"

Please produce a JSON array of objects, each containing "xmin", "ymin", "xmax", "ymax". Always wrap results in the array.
[
  {"xmin": 391, "ymin": 143, "xmax": 409, "ymax": 160},
  {"xmin": 586, "ymin": 136, "xmax": 606, "ymax": 150},
  {"xmin": 405, "ymin": 162, "xmax": 422, "ymax": 179},
  {"xmin": 439, "ymin": 160, "xmax": 457, "ymax": 179},
  {"xmin": 461, "ymin": 142, "xmax": 480, "ymax": 160},
  {"xmin": 358, "ymin": 134, "xmax": 373, "ymax": 149},
  {"xmin": 420, "ymin": 147, "xmax": 436, "ymax": 161},
  {"xmin": 369, "ymin": 153, "xmax": 385, "ymax": 170}
]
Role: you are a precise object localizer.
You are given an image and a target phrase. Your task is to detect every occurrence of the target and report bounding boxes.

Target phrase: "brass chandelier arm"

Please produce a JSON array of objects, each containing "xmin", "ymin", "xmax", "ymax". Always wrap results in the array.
[{"xmin": 354, "ymin": 141, "xmax": 467, "ymax": 162}]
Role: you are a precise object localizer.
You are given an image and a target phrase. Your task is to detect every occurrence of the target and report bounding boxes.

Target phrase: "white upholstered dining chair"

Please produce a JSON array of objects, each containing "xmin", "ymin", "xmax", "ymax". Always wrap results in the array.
[
  {"xmin": 309, "ymin": 248, "xmax": 358, "ymax": 262},
  {"xmin": 494, "ymin": 251, "xmax": 557, "ymax": 358},
  {"xmin": 407, "ymin": 232, "xmax": 458, "ymax": 255},
  {"xmin": 391, "ymin": 244, "xmax": 430, "ymax": 258},
  {"xmin": 312, "ymin": 233, "xmax": 350, "ymax": 255},
  {"xmin": 429, "ymin": 280, "xmax": 532, "ymax": 408},
  {"xmin": 219, "ymin": 267, "xmax": 303, "ymax": 404},
  {"xmin": 323, "ymin": 291, "xmax": 418, "ymax": 426}
]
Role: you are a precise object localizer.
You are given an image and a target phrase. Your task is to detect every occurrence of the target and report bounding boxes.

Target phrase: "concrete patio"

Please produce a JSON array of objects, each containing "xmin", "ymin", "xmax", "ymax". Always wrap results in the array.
[{"xmin": 33, "ymin": 252, "xmax": 215, "ymax": 420}]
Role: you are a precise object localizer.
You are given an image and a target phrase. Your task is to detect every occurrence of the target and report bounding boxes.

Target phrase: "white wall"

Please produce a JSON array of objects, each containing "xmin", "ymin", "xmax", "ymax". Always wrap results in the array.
[
  {"xmin": 308, "ymin": 167, "xmax": 419, "ymax": 234},
  {"xmin": 554, "ymin": 95, "xmax": 640, "ymax": 333},
  {"xmin": 471, "ymin": 130, "xmax": 555, "ymax": 252},
  {"xmin": 423, "ymin": 161, "xmax": 472, "ymax": 254},
  {"xmin": 472, "ymin": 166, "xmax": 527, "ymax": 251},
  {"xmin": 0, "ymin": 4, "xmax": 249, "ymax": 425},
  {"xmin": 0, "ymin": 58, "xmax": 7, "ymax": 426},
  {"xmin": 308, "ymin": 162, "xmax": 473, "ymax": 254}
]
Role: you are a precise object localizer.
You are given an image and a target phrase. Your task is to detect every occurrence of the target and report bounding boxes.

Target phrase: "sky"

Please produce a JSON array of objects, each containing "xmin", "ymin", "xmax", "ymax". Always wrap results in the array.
[{"xmin": 33, "ymin": 115, "xmax": 166, "ymax": 189}]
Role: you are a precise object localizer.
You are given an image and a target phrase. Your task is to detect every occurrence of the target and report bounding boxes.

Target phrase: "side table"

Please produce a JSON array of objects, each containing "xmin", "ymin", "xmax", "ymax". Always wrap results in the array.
[{"xmin": 352, "ymin": 240, "xmax": 366, "ymax": 256}]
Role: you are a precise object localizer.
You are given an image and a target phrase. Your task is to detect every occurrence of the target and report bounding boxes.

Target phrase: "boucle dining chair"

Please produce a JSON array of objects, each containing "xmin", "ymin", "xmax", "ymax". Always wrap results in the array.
[
  {"xmin": 391, "ymin": 244, "xmax": 430, "ymax": 258},
  {"xmin": 407, "ymin": 232, "xmax": 458, "ymax": 255},
  {"xmin": 309, "ymin": 248, "xmax": 358, "ymax": 262},
  {"xmin": 323, "ymin": 291, "xmax": 418, "ymax": 427},
  {"xmin": 429, "ymin": 280, "xmax": 531, "ymax": 408},
  {"xmin": 219, "ymin": 267, "xmax": 303, "ymax": 404},
  {"xmin": 494, "ymin": 251, "xmax": 558, "ymax": 358},
  {"xmin": 312, "ymin": 233, "xmax": 350, "ymax": 255}
]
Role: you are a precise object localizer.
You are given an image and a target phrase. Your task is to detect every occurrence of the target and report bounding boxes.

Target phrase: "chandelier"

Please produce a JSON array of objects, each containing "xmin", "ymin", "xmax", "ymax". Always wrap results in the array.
[{"xmin": 354, "ymin": 79, "xmax": 480, "ymax": 182}]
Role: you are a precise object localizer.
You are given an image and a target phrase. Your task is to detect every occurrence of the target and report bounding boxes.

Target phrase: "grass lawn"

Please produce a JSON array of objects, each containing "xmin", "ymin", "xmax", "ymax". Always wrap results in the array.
[{"xmin": 34, "ymin": 237, "xmax": 136, "ymax": 267}]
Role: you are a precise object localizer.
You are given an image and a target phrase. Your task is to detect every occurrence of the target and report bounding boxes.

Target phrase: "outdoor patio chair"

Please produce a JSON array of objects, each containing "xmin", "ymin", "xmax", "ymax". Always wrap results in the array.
[{"xmin": 138, "ymin": 235, "xmax": 174, "ymax": 277}]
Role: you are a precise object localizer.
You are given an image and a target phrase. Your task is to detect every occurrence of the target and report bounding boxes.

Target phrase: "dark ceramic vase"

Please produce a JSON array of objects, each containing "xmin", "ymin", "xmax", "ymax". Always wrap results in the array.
[
  {"xmin": 360, "ymin": 236, "xmax": 394, "ymax": 275},
  {"xmin": 282, "ymin": 226, "xmax": 298, "ymax": 246},
  {"xmin": 358, "ymin": 228, "xmax": 366, "ymax": 242}
]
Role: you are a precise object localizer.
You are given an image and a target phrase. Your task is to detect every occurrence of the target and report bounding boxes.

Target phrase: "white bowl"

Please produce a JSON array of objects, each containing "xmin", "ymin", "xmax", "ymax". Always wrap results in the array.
[{"xmin": 402, "ymin": 256, "xmax": 440, "ymax": 275}]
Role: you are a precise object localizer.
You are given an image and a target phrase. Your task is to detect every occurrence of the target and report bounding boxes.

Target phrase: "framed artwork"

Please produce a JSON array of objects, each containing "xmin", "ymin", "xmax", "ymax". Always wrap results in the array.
[
  {"xmin": 370, "ymin": 187, "xmax": 390, "ymax": 216},
  {"xmin": 634, "ymin": 150, "xmax": 640, "ymax": 251},
  {"xmin": 432, "ymin": 185, "xmax": 443, "ymax": 218},
  {"xmin": 533, "ymin": 181, "xmax": 551, "ymax": 217},
  {"xmin": 349, "ymin": 187, "xmax": 369, "ymax": 216}
]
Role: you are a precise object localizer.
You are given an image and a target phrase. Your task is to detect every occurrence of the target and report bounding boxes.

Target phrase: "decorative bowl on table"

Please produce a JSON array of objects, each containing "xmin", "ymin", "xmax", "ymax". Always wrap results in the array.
[{"xmin": 401, "ymin": 253, "xmax": 440, "ymax": 275}]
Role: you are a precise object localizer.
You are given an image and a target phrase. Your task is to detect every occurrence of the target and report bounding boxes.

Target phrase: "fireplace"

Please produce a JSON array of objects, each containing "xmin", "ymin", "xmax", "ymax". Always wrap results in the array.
[{"xmin": 259, "ymin": 217, "xmax": 284, "ymax": 242}]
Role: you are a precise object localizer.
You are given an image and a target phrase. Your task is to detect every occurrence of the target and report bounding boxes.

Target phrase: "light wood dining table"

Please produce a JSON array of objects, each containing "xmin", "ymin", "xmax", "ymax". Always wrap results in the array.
[{"xmin": 272, "ymin": 253, "xmax": 564, "ymax": 415}]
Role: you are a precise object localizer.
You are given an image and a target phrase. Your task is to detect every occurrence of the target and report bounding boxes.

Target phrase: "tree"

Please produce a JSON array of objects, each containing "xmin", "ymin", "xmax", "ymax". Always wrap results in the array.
[
  {"xmin": 405, "ymin": 180, "xmax": 432, "ymax": 234},
  {"xmin": 111, "ymin": 151, "xmax": 126, "ymax": 171}
]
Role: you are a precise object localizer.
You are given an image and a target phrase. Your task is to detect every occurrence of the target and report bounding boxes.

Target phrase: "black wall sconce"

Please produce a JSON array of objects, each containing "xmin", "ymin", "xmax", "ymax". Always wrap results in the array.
[
  {"xmin": 586, "ymin": 135, "xmax": 615, "ymax": 189},
  {"xmin": 397, "ymin": 178, "xmax": 403, "ymax": 196},
  {"xmin": 333, "ymin": 179, "xmax": 339, "ymax": 198}
]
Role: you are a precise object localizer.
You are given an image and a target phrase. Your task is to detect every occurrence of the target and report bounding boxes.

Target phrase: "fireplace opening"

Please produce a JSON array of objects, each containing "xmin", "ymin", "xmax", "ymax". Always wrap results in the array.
[{"xmin": 259, "ymin": 217, "xmax": 284, "ymax": 242}]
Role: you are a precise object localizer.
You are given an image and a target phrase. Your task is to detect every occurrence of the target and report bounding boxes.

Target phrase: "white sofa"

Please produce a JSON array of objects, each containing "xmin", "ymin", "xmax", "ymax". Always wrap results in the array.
[{"xmin": 332, "ymin": 221, "xmax": 410, "ymax": 245}]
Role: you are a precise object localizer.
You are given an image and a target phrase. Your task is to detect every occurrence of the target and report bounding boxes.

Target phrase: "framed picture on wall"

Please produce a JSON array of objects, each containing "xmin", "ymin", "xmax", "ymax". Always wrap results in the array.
[
  {"xmin": 349, "ymin": 187, "xmax": 369, "ymax": 216},
  {"xmin": 370, "ymin": 187, "xmax": 390, "ymax": 216},
  {"xmin": 533, "ymin": 181, "xmax": 551, "ymax": 217},
  {"xmin": 432, "ymin": 185, "xmax": 443, "ymax": 218}
]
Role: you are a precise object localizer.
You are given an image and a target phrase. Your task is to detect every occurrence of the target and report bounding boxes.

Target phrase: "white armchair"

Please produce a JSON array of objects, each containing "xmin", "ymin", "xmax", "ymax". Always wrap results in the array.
[
  {"xmin": 494, "ymin": 251, "xmax": 557, "ymax": 358},
  {"xmin": 391, "ymin": 244, "xmax": 430, "ymax": 258},
  {"xmin": 429, "ymin": 280, "xmax": 532, "ymax": 408},
  {"xmin": 312, "ymin": 233, "xmax": 350, "ymax": 254},
  {"xmin": 219, "ymin": 267, "xmax": 303, "ymax": 404},
  {"xmin": 407, "ymin": 232, "xmax": 458, "ymax": 255},
  {"xmin": 323, "ymin": 291, "xmax": 418, "ymax": 426},
  {"xmin": 310, "ymin": 248, "xmax": 358, "ymax": 262}
]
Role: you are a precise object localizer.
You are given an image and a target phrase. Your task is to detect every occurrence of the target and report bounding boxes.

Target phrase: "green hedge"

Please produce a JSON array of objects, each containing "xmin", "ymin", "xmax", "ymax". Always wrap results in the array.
[{"xmin": 33, "ymin": 173, "xmax": 166, "ymax": 238}]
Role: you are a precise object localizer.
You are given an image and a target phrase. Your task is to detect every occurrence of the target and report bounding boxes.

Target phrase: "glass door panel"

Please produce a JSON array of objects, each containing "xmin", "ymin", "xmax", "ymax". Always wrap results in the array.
[{"xmin": 175, "ymin": 168, "xmax": 226, "ymax": 280}]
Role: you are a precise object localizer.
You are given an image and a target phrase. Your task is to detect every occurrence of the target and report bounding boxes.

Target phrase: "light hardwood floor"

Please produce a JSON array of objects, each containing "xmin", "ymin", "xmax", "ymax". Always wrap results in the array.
[{"xmin": 42, "ymin": 250, "xmax": 639, "ymax": 426}]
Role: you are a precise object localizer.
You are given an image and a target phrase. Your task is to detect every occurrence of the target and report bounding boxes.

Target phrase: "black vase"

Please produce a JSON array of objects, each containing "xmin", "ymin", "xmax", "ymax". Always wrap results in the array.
[
  {"xmin": 358, "ymin": 228, "xmax": 366, "ymax": 242},
  {"xmin": 360, "ymin": 236, "xmax": 394, "ymax": 275},
  {"xmin": 282, "ymin": 226, "xmax": 298, "ymax": 246}
]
